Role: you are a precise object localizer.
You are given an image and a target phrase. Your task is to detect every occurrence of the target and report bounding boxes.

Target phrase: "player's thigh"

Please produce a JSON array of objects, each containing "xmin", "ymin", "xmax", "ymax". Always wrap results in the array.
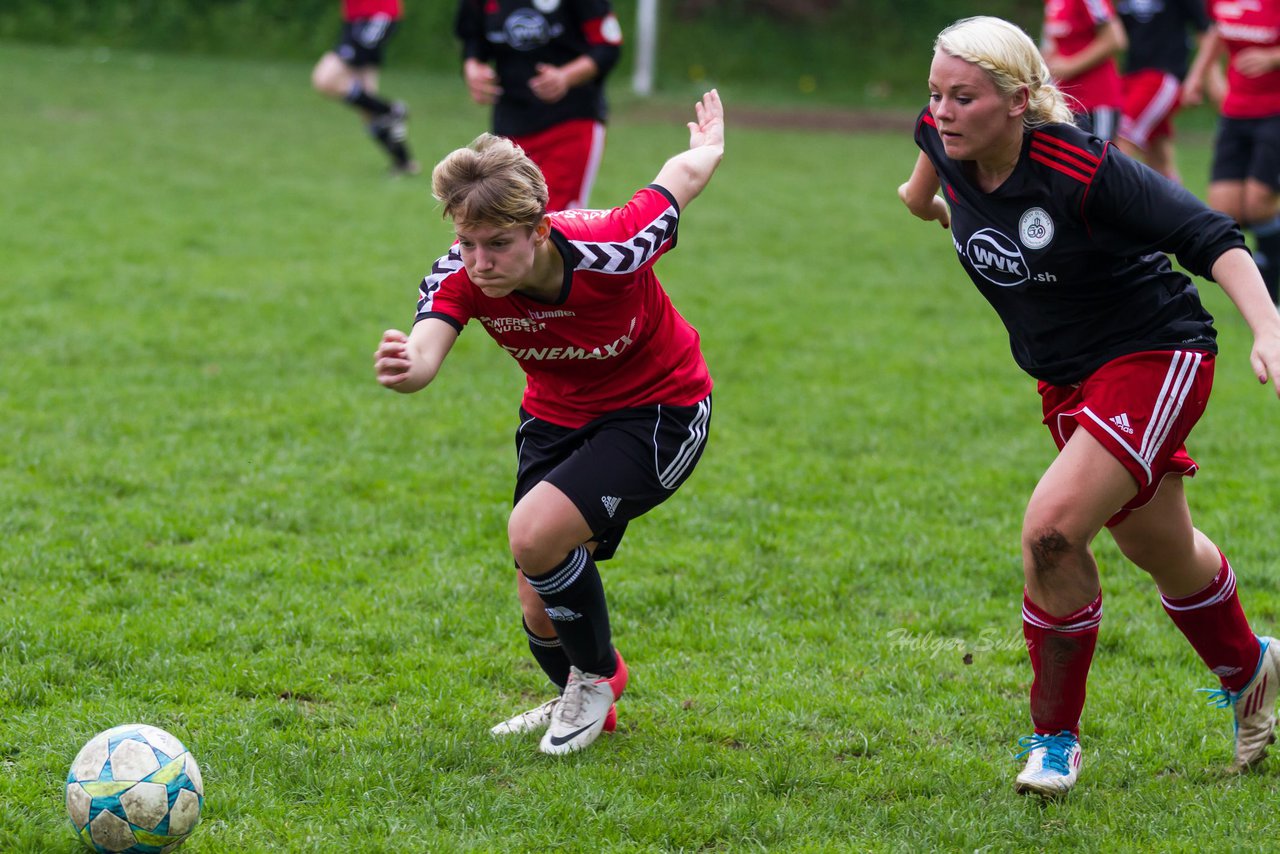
[
  {"xmin": 1024, "ymin": 428, "xmax": 1137, "ymax": 546},
  {"xmin": 311, "ymin": 52, "xmax": 354, "ymax": 95},
  {"xmin": 508, "ymin": 480, "xmax": 595, "ymax": 572},
  {"xmin": 354, "ymin": 67, "xmax": 380, "ymax": 94},
  {"xmin": 1243, "ymin": 179, "xmax": 1279, "ymax": 224},
  {"xmin": 1208, "ymin": 180, "xmax": 1247, "ymax": 221},
  {"xmin": 1107, "ymin": 475, "xmax": 1195, "ymax": 568}
]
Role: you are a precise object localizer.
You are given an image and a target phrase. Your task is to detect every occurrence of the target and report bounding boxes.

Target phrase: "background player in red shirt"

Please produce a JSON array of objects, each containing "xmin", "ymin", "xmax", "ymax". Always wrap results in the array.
[
  {"xmin": 455, "ymin": 0, "xmax": 623, "ymax": 211},
  {"xmin": 374, "ymin": 90, "xmax": 725, "ymax": 755},
  {"xmin": 311, "ymin": 0, "xmax": 419, "ymax": 175},
  {"xmin": 899, "ymin": 15, "xmax": 1280, "ymax": 796},
  {"xmin": 1115, "ymin": 0, "xmax": 1213, "ymax": 183},
  {"xmin": 1184, "ymin": 0, "xmax": 1280, "ymax": 304},
  {"xmin": 1042, "ymin": 0, "xmax": 1128, "ymax": 139}
]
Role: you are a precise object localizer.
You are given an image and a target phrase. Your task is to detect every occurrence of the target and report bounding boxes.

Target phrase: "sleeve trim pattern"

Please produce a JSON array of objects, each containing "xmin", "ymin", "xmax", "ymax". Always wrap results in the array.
[
  {"xmin": 415, "ymin": 247, "xmax": 464, "ymax": 316},
  {"xmin": 567, "ymin": 206, "xmax": 678, "ymax": 275}
]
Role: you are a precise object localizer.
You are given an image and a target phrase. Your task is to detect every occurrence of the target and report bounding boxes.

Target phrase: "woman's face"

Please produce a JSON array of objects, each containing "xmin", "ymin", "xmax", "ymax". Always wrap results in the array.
[
  {"xmin": 455, "ymin": 221, "xmax": 544, "ymax": 299},
  {"xmin": 927, "ymin": 50, "xmax": 1022, "ymax": 162}
]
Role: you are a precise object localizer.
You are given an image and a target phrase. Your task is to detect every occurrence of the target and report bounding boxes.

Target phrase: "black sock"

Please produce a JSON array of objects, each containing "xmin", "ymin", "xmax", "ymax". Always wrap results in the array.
[
  {"xmin": 344, "ymin": 81, "xmax": 391, "ymax": 117},
  {"xmin": 522, "ymin": 546, "xmax": 615, "ymax": 677},
  {"xmin": 369, "ymin": 122, "xmax": 412, "ymax": 168},
  {"xmin": 1251, "ymin": 215, "xmax": 1280, "ymax": 303},
  {"xmin": 523, "ymin": 618, "xmax": 570, "ymax": 690}
]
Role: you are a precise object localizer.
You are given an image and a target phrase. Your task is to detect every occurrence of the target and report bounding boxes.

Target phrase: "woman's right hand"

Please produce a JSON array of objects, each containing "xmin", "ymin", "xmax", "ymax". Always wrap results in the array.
[
  {"xmin": 464, "ymin": 58, "xmax": 502, "ymax": 105},
  {"xmin": 374, "ymin": 329, "xmax": 413, "ymax": 389}
]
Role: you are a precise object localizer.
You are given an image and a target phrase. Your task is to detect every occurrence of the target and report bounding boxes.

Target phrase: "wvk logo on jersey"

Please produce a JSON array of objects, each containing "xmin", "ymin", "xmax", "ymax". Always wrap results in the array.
[{"xmin": 963, "ymin": 228, "xmax": 1029, "ymax": 287}]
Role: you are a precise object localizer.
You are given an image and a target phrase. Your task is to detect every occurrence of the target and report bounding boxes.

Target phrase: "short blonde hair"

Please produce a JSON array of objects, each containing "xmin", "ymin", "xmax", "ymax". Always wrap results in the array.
[
  {"xmin": 935, "ymin": 16, "xmax": 1074, "ymax": 128},
  {"xmin": 431, "ymin": 133, "xmax": 549, "ymax": 229}
]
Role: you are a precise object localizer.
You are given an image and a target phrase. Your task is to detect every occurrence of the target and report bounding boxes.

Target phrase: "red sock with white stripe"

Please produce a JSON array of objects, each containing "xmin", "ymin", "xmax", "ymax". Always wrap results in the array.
[
  {"xmin": 1161, "ymin": 551, "xmax": 1260, "ymax": 693},
  {"xmin": 1023, "ymin": 591, "xmax": 1102, "ymax": 735}
]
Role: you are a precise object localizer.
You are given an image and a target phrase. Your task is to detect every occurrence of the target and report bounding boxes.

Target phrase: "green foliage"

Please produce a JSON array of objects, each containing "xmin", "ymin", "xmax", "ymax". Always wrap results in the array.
[
  {"xmin": 3, "ymin": 42, "xmax": 1279, "ymax": 852},
  {"xmin": 0, "ymin": 0, "xmax": 1044, "ymax": 105}
]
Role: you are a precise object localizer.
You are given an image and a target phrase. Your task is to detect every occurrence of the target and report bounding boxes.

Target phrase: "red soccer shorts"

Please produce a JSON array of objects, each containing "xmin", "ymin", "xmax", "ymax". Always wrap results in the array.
[
  {"xmin": 1120, "ymin": 69, "xmax": 1183, "ymax": 149},
  {"xmin": 1039, "ymin": 350, "xmax": 1214, "ymax": 526},
  {"xmin": 512, "ymin": 119, "xmax": 606, "ymax": 212}
]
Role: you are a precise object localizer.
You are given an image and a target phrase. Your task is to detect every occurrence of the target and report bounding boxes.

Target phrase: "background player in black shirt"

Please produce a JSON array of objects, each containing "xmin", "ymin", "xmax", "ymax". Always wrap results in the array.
[
  {"xmin": 899, "ymin": 15, "xmax": 1280, "ymax": 797},
  {"xmin": 455, "ymin": 0, "xmax": 622, "ymax": 211}
]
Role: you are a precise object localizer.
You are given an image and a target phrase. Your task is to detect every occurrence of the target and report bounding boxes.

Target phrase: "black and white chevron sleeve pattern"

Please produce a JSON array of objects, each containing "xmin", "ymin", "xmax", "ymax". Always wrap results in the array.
[
  {"xmin": 569, "ymin": 207, "xmax": 679, "ymax": 275},
  {"xmin": 415, "ymin": 248, "xmax": 464, "ymax": 317}
]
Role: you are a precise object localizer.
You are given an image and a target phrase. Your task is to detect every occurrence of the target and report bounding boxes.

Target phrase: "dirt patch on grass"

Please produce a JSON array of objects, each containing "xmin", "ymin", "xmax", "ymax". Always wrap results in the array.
[{"xmin": 622, "ymin": 102, "xmax": 916, "ymax": 134}]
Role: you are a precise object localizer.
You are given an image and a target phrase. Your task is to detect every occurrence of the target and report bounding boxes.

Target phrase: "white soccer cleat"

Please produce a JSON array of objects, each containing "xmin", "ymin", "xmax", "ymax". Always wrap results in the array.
[
  {"xmin": 491, "ymin": 698, "xmax": 559, "ymax": 736},
  {"xmin": 539, "ymin": 652, "xmax": 628, "ymax": 755},
  {"xmin": 1202, "ymin": 636, "xmax": 1280, "ymax": 772},
  {"xmin": 492, "ymin": 698, "xmax": 617, "ymax": 737},
  {"xmin": 1014, "ymin": 731, "xmax": 1082, "ymax": 797}
]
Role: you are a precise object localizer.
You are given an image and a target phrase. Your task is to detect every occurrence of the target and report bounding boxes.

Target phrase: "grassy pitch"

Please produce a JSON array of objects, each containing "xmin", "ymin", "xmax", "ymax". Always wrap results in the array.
[{"xmin": 2, "ymin": 42, "xmax": 1278, "ymax": 851}]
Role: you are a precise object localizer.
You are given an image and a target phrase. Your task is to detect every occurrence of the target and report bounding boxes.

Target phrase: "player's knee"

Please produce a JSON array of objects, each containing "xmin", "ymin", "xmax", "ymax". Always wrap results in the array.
[
  {"xmin": 311, "ymin": 56, "xmax": 346, "ymax": 96},
  {"xmin": 508, "ymin": 508, "xmax": 554, "ymax": 573},
  {"xmin": 1243, "ymin": 200, "xmax": 1280, "ymax": 227},
  {"xmin": 1022, "ymin": 525, "xmax": 1083, "ymax": 580}
]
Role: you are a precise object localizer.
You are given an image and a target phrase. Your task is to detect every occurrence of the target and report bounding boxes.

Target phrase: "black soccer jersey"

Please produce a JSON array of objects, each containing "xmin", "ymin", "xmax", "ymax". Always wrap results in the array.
[
  {"xmin": 455, "ymin": 0, "xmax": 622, "ymax": 138},
  {"xmin": 1117, "ymin": 0, "xmax": 1211, "ymax": 78},
  {"xmin": 914, "ymin": 107, "xmax": 1245, "ymax": 386}
]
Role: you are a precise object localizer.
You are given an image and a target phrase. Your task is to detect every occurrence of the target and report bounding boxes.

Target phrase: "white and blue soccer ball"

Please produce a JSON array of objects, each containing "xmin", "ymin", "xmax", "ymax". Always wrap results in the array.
[{"xmin": 65, "ymin": 724, "xmax": 204, "ymax": 854}]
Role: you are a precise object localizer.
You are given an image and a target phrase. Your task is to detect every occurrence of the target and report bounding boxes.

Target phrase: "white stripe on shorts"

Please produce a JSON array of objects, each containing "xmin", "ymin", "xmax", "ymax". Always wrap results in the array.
[
  {"xmin": 655, "ymin": 397, "xmax": 711, "ymax": 490},
  {"xmin": 1121, "ymin": 72, "xmax": 1180, "ymax": 148}
]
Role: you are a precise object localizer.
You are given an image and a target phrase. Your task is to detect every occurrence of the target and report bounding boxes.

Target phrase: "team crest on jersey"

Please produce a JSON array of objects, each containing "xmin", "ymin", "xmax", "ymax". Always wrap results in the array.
[
  {"xmin": 1018, "ymin": 207, "xmax": 1054, "ymax": 250},
  {"xmin": 533, "ymin": 0, "xmax": 559, "ymax": 13},
  {"xmin": 504, "ymin": 9, "xmax": 553, "ymax": 49},
  {"xmin": 965, "ymin": 228, "xmax": 1029, "ymax": 287}
]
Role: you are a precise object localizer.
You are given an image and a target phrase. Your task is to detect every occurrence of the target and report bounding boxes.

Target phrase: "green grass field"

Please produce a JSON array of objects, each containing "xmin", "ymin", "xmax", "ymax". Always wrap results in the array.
[{"xmin": 3, "ymin": 41, "xmax": 1279, "ymax": 851}]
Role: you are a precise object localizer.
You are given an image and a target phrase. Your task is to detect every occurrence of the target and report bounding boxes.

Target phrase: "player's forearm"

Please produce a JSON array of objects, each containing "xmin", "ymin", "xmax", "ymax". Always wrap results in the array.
[
  {"xmin": 899, "ymin": 152, "xmax": 944, "ymax": 221},
  {"xmin": 557, "ymin": 55, "xmax": 600, "ymax": 88},
  {"xmin": 1213, "ymin": 248, "xmax": 1280, "ymax": 339},
  {"xmin": 1056, "ymin": 19, "xmax": 1126, "ymax": 79},
  {"xmin": 654, "ymin": 145, "xmax": 723, "ymax": 209}
]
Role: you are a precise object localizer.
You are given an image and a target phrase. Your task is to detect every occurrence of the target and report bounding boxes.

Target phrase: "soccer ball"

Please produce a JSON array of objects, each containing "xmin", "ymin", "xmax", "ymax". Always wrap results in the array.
[{"xmin": 65, "ymin": 724, "xmax": 204, "ymax": 854}]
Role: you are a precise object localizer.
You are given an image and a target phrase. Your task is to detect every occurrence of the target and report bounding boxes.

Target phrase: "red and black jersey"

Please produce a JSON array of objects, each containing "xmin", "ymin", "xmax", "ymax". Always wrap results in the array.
[
  {"xmin": 1117, "ymin": 0, "xmax": 1210, "ymax": 79},
  {"xmin": 414, "ymin": 185, "xmax": 713, "ymax": 428},
  {"xmin": 342, "ymin": 0, "xmax": 402, "ymax": 21},
  {"xmin": 914, "ymin": 107, "xmax": 1245, "ymax": 386},
  {"xmin": 455, "ymin": 0, "xmax": 623, "ymax": 137},
  {"xmin": 1210, "ymin": 0, "xmax": 1280, "ymax": 119},
  {"xmin": 1044, "ymin": 0, "xmax": 1125, "ymax": 109}
]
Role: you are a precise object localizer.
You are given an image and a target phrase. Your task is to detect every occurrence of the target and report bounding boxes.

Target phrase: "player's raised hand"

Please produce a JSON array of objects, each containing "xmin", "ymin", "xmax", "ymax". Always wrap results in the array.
[{"xmin": 688, "ymin": 89, "xmax": 724, "ymax": 152}]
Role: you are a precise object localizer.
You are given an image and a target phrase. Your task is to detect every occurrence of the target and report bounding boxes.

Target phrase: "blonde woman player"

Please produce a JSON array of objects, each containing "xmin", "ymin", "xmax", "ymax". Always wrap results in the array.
[{"xmin": 899, "ymin": 16, "xmax": 1280, "ymax": 796}]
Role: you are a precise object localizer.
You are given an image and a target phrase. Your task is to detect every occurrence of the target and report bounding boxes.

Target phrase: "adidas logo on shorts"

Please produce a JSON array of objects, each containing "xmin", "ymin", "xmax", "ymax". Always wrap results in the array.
[
  {"xmin": 1109, "ymin": 413, "xmax": 1134, "ymax": 435},
  {"xmin": 601, "ymin": 495, "xmax": 621, "ymax": 518}
]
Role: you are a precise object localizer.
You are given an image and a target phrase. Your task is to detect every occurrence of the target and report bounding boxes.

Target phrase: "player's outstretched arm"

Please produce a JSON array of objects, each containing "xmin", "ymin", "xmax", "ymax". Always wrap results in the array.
[
  {"xmin": 1183, "ymin": 26, "xmax": 1224, "ymax": 106},
  {"xmin": 898, "ymin": 152, "xmax": 950, "ymax": 229},
  {"xmin": 1211, "ymin": 247, "xmax": 1280, "ymax": 397},
  {"xmin": 652, "ymin": 89, "xmax": 725, "ymax": 211},
  {"xmin": 374, "ymin": 318, "xmax": 460, "ymax": 394}
]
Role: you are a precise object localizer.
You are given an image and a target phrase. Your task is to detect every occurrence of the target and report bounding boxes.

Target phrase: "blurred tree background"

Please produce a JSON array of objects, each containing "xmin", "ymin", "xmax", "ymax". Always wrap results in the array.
[{"xmin": 0, "ymin": 1, "xmax": 1044, "ymax": 107}]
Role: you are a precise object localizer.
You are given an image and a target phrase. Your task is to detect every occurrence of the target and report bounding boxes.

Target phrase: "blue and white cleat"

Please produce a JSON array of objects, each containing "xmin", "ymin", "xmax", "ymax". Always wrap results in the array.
[
  {"xmin": 1014, "ymin": 730, "xmax": 1082, "ymax": 796},
  {"xmin": 1201, "ymin": 635, "xmax": 1280, "ymax": 772}
]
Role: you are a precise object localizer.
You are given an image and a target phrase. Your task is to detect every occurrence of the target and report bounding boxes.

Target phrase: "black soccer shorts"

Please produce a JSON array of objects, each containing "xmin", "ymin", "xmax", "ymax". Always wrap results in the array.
[
  {"xmin": 335, "ymin": 16, "xmax": 398, "ymax": 68},
  {"xmin": 1210, "ymin": 115, "xmax": 1280, "ymax": 192},
  {"xmin": 512, "ymin": 395, "xmax": 712, "ymax": 561}
]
